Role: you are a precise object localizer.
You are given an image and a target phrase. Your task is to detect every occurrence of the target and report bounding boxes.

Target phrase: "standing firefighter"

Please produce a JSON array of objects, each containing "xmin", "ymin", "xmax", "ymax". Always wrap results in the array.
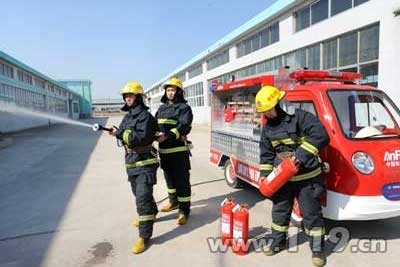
[
  {"xmin": 109, "ymin": 82, "xmax": 159, "ymax": 254},
  {"xmin": 156, "ymin": 77, "xmax": 193, "ymax": 225},
  {"xmin": 256, "ymin": 86, "xmax": 329, "ymax": 267}
]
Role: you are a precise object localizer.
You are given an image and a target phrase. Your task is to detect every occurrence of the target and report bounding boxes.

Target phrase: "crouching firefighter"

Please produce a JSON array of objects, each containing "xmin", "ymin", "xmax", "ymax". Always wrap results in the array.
[
  {"xmin": 109, "ymin": 82, "xmax": 159, "ymax": 254},
  {"xmin": 156, "ymin": 77, "xmax": 193, "ymax": 225},
  {"xmin": 255, "ymin": 86, "xmax": 330, "ymax": 267}
]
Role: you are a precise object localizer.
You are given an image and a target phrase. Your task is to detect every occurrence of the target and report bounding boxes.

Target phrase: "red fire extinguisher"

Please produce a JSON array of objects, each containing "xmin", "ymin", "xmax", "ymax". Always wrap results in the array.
[
  {"xmin": 259, "ymin": 158, "xmax": 299, "ymax": 198},
  {"xmin": 231, "ymin": 203, "xmax": 249, "ymax": 255},
  {"xmin": 291, "ymin": 197, "xmax": 303, "ymax": 224},
  {"xmin": 224, "ymin": 107, "xmax": 235, "ymax": 122},
  {"xmin": 261, "ymin": 114, "xmax": 267, "ymax": 126},
  {"xmin": 221, "ymin": 196, "xmax": 235, "ymax": 246}
]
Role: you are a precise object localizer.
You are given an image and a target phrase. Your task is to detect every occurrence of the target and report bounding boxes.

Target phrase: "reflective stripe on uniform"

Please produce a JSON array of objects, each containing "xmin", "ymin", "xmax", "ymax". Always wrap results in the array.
[
  {"xmin": 123, "ymin": 129, "xmax": 132, "ymax": 145},
  {"xmin": 271, "ymin": 137, "xmax": 317, "ymax": 154},
  {"xmin": 271, "ymin": 138, "xmax": 296, "ymax": 148},
  {"xmin": 138, "ymin": 214, "xmax": 156, "ymax": 222},
  {"xmin": 271, "ymin": 140, "xmax": 280, "ymax": 147},
  {"xmin": 304, "ymin": 227, "xmax": 325, "ymax": 237},
  {"xmin": 170, "ymin": 128, "xmax": 180, "ymax": 139},
  {"xmin": 126, "ymin": 158, "xmax": 159, "ymax": 169},
  {"xmin": 177, "ymin": 196, "xmax": 191, "ymax": 202},
  {"xmin": 271, "ymin": 223, "xmax": 289, "ymax": 232},
  {"xmin": 158, "ymin": 146, "xmax": 189, "ymax": 154},
  {"xmin": 168, "ymin": 188, "xmax": 177, "ymax": 194},
  {"xmin": 260, "ymin": 164, "xmax": 274, "ymax": 171},
  {"xmin": 291, "ymin": 167, "xmax": 322, "ymax": 181},
  {"xmin": 300, "ymin": 141, "xmax": 319, "ymax": 155},
  {"xmin": 280, "ymin": 138, "xmax": 296, "ymax": 145},
  {"xmin": 158, "ymin": 119, "xmax": 177, "ymax": 125}
]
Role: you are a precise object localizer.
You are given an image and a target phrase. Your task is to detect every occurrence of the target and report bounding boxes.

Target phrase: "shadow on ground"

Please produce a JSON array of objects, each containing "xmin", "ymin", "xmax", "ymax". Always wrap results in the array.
[
  {"xmin": 0, "ymin": 118, "xmax": 107, "ymax": 267},
  {"xmin": 151, "ymin": 184, "xmax": 266, "ymax": 246},
  {"xmin": 250, "ymin": 210, "xmax": 400, "ymax": 257},
  {"xmin": 152, "ymin": 174, "xmax": 400, "ymax": 258},
  {"xmin": 323, "ymin": 216, "xmax": 400, "ymax": 256}
]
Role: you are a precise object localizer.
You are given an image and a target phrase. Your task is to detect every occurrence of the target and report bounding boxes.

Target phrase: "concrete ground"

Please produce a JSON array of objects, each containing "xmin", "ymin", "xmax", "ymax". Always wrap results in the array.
[
  {"xmin": 0, "ymin": 137, "xmax": 12, "ymax": 149},
  {"xmin": 1, "ymin": 116, "xmax": 400, "ymax": 267}
]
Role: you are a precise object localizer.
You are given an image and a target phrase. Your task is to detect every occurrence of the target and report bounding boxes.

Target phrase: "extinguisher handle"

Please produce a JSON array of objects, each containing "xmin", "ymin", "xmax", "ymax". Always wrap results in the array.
[
  {"xmin": 291, "ymin": 156, "xmax": 301, "ymax": 169},
  {"xmin": 239, "ymin": 203, "xmax": 248, "ymax": 210}
]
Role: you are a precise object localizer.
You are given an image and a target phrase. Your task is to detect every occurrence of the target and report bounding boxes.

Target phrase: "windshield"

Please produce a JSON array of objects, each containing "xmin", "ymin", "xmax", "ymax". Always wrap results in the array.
[{"xmin": 328, "ymin": 90, "xmax": 400, "ymax": 139}]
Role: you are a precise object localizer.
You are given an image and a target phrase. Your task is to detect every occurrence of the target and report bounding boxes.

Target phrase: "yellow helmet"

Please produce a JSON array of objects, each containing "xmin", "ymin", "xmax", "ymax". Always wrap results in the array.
[
  {"xmin": 120, "ymin": 82, "xmax": 144, "ymax": 95},
  {"xmin": 163, "ymin": 77, "xmax": 183, "ymax": 90},
  {"xmin": 255, "ymin": 86, "xmax": 286, "ymax": 112}
]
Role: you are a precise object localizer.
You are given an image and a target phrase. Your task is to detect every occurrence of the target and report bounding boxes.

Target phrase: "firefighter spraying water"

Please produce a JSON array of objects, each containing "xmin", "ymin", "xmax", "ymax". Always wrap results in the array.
[{"xmin": 107, "ymin": 81, "xmax": 160, "ymax": 254}]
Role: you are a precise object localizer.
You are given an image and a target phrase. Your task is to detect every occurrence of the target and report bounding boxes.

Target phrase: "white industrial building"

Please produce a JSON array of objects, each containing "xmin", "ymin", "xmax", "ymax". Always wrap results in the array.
[
  {"xmin": 92, "ymin": 98, "xmax": 125, "ymax": 113},
  {"xmin": 0, "ymin": 51, "xmax": 83, "ymax": 133},
  {"xmin": 145, "ymin": 0, "xmax": 400, "ymax": 124}
]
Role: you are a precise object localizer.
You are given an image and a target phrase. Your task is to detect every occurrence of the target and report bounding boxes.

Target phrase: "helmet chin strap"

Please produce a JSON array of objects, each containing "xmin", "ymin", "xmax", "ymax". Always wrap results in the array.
[
  {"xmin": 166, "ymin": 92, "xmax": 178, "ymax": 103},
  {"xmin": 123, "ymin": 94, "xmax": 141, "ymax": 108},
  {"xmin": 279, "ymin": 99, "xmax": 296, "ymax": 115},
  {"xmin": 164, "ymin": 86, "xmax": 184, "ymax": 104},
  {"xmin": 165, "ymin": 94, "xmax": 174, "ymax": 103}
]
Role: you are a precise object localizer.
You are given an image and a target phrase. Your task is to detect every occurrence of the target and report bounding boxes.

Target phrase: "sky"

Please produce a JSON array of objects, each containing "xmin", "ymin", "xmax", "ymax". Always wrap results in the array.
[{"xmin": 0, "ymin": 0, "xmax": 278, "ymax": 98}]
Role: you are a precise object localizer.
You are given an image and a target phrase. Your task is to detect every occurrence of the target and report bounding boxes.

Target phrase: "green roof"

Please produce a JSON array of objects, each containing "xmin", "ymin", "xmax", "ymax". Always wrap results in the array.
[{"xmin": 58, "ymin": 79, "xmax": 92, "ymax": 83}]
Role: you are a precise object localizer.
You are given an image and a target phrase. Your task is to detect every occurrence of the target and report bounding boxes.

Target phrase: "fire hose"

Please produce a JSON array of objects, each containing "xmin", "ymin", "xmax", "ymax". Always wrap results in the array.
[{"xmin": 92, "ymin": 123, "xmax": 193, "ymax": 149}]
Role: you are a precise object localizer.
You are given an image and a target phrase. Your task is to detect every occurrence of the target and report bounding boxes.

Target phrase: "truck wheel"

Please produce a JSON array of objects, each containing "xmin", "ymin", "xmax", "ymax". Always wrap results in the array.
[{"xmin": 224, "ymin": 160, "xmax": 244, "ymax": 188}]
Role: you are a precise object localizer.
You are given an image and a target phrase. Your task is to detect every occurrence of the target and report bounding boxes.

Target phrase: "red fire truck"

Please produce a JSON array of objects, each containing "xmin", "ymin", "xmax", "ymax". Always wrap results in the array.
[{"xmin": 210, "ymin": 68, "xmax": 400, "ymax": 221}]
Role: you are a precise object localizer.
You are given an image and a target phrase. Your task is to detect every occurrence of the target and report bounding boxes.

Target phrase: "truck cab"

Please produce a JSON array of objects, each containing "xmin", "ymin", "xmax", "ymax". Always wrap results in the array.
[{"xmin": 210, "ymin": 69, "xmax": 400, "ymax": 221}]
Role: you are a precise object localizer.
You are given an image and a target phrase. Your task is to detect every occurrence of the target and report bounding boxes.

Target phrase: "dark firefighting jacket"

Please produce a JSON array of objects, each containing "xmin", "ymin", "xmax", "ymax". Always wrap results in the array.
[
  {"xmin": 116, "ymin": 103, "xmax": 159, "ymax": 176},
  {"xmin": 259, "ymin": 108, "xmax": 329, "ymax": 181},
  {"xmin": 155, "ymin": 102, "xmax": 193, "ymax": 154}
]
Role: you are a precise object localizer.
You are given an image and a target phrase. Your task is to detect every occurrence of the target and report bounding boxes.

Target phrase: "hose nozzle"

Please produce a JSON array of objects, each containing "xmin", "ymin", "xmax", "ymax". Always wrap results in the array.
[{"xmin": 92, "ymin": 123, "xmax": 113, "ymax": 132}]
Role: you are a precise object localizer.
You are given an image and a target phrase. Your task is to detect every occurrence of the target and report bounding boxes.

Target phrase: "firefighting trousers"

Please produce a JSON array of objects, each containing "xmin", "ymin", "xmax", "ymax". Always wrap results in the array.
[
  {"xmin": 129, "ymin": 172, "xmax": 158, "ymax": 239},
  {"xmin": 270, "ymin": 175, "xmax": 325, "ymax": 252},
  {"xmin": 160, "ymin": 151, "xmax": 191, "ymax": 215}
]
